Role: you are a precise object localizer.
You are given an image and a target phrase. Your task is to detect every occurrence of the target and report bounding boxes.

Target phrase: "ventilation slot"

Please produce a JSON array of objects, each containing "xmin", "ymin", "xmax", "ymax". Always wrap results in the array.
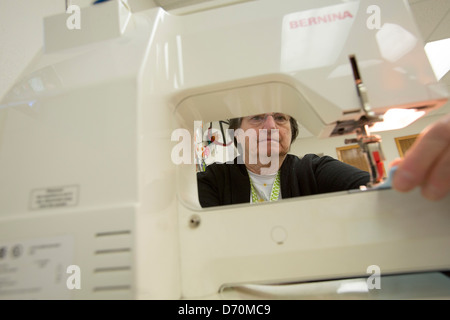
[
  {"xmin": 93, "ymin": 285, "xmax": 132, "ymax": 292},
  {"xmin": 92, "ymin": 229, "xmax": 133, "ymax": 297}
]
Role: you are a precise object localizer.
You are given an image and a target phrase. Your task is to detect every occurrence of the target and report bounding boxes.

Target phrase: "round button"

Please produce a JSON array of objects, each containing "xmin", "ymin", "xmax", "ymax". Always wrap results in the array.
[{"xmin": 271, "ymin": 226, "xmax": 287, "ymax": 244}]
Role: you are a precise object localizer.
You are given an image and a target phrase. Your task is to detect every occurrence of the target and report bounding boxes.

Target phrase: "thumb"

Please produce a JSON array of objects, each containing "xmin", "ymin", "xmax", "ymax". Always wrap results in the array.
[{"xmin": 389, "ymin": 158, "xmax": 403, "ymax": 168}]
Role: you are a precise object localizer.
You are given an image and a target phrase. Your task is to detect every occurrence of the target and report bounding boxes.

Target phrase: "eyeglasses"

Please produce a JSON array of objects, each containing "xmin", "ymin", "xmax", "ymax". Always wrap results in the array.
[{"xmin": 244, "ymin": 113, "xmax": 290, "ymax": 126}]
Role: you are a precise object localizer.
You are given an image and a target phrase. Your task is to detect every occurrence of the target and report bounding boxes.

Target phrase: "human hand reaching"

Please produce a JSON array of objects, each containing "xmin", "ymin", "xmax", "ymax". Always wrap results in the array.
[{"xmin": 391, "ymin": 113, "xmax": 450, "ymax": 201}]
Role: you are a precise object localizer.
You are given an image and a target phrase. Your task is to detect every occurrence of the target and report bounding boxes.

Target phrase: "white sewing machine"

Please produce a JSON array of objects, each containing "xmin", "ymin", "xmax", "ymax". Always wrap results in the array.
[{"xmin": 0, "ymin": 0, "xmax": 449, "ymax": 300}]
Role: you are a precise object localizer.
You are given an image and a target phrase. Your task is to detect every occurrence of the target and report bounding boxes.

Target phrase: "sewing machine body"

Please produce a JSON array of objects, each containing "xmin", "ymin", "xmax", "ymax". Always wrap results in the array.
[{"xmin": 0, "ymin": 0, "xmax": 448, "ymax": 299}]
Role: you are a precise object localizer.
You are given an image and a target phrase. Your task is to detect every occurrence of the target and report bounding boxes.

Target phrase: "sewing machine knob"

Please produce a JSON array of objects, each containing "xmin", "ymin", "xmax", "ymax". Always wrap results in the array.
[{"xmin": 271, "ymin": 226, "xmax": 287, "ymax": 245}]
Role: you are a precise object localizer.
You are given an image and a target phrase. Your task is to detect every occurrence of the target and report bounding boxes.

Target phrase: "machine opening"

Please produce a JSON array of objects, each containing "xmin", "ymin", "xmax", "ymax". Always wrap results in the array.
[{"xmin": 194, "ymin": 113, "xmax": 370, "ymax": 209}]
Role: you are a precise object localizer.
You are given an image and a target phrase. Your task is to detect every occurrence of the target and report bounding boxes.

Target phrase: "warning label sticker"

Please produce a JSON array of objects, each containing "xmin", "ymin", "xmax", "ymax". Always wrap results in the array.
[
  {"xmin": 0, "ymin": 235, "xmax": 74, "ymax": 299},
  {"xmin": 29, "ymin": 185, "xmax": 79, "ymax": 210}
]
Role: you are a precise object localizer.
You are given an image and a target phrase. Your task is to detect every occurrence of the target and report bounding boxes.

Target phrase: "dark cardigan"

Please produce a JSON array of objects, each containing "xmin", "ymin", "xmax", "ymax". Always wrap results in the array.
[{"xmin": 197, "ymin": 154, "xmax": 370, "ymax": 208}]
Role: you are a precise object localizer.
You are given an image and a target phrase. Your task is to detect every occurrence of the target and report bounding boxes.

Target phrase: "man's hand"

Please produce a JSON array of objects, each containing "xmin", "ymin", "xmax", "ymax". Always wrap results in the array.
[{"xmin": 391, "ymin": 113, "xmax": 450, "ymax": 201}]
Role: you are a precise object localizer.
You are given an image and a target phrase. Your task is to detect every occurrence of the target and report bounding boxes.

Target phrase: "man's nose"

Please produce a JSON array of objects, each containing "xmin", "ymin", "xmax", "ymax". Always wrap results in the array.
[{"xmin": 262, "ymin": 114, "xmax": 277, "ymax": 129}]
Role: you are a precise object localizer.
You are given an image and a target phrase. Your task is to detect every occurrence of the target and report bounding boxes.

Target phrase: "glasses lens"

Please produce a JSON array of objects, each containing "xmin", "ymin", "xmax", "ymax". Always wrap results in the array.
[{"xmin": 247, "ymin": 113, "xmax": 289, "ymax": 125}]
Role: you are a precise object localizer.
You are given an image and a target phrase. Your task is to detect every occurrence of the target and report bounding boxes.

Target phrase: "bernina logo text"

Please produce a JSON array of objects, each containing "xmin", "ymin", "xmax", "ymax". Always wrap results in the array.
[{"xmin": 289, "ymin": 10, "xmax": 354, "ymax": 29}]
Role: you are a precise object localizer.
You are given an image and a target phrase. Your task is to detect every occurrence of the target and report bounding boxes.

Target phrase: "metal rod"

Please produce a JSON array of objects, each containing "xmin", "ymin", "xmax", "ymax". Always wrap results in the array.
[{"xmin": 349, "ymin": 54, "xmax": 362, "ymax": 85}]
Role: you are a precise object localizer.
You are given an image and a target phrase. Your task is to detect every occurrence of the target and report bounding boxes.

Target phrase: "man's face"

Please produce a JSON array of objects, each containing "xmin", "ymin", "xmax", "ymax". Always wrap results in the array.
[{"xmin": 236, "ymin": 113, "xmax": 292, "ymax": 164}]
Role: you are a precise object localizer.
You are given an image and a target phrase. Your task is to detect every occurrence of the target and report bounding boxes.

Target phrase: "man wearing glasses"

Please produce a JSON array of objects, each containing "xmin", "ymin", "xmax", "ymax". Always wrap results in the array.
[{"xmin": 197, "ymin": 112, "xmax": 370, "ymax": 208}]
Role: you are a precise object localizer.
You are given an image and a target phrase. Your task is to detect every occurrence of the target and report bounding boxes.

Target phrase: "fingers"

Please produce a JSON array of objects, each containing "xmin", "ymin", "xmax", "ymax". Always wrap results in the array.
[
  {"xmin": 421, "ymin": 141, "xmax": 450, "ymax": 200},
  {"xmin": 389, "ymin": 158, "xmax": 402, "ymax": 168},
  {"xmin": 392, "ymin": 114, "xmax": 450, "ymax": 200}
]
